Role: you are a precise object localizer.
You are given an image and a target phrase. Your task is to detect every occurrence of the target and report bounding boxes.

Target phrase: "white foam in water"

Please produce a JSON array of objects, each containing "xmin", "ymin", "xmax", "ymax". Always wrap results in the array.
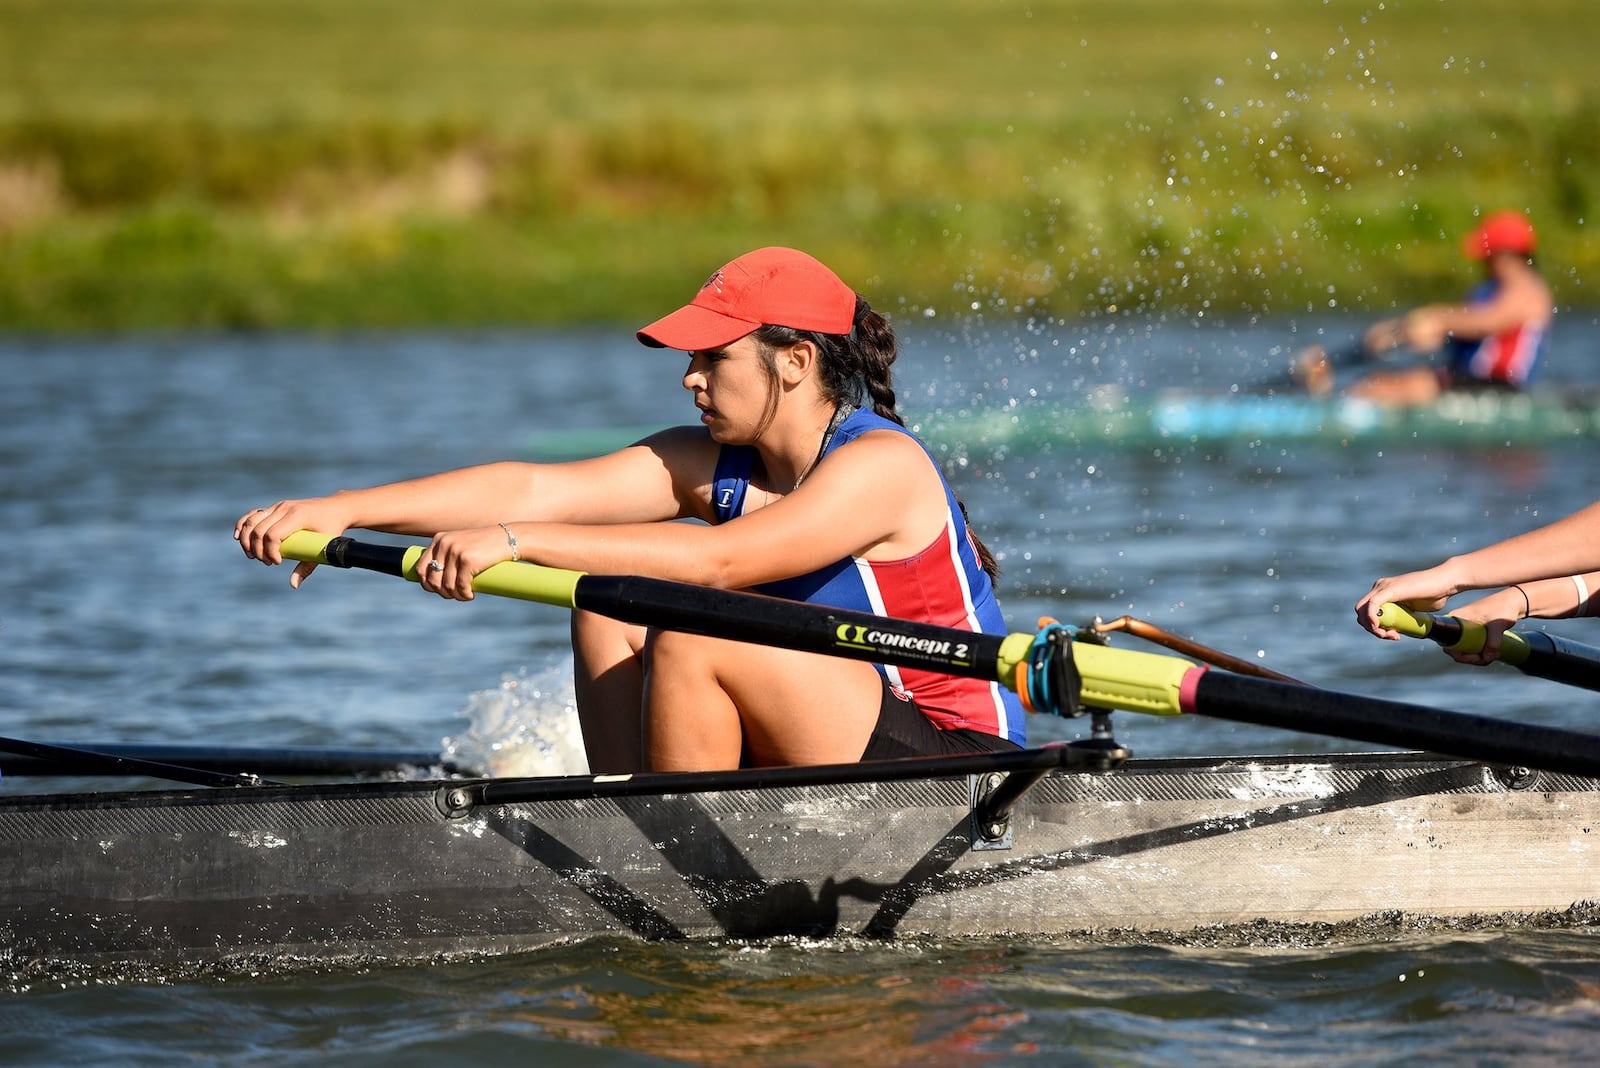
[{"xmin": 439, "ymin": 659, "xmax": 591, "ymax": 777}]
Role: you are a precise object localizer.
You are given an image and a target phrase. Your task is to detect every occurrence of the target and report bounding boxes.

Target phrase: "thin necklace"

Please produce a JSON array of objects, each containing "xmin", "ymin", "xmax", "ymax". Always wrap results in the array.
[
  {"xmin": 793, "ymin": 402, "xmax": 854, "ymax": 490},
  {"xmin": 758, "ymin": 403, "xmax": 855, "ymax": 509}
]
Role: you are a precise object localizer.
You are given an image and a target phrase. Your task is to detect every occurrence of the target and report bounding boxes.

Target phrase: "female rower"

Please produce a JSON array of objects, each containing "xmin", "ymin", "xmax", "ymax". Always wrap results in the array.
[
  {"xmin": 1295, "ymin": 210, "xmax": 1553, "ymax": 404},
  {"xmin": 1355, "ymin": 498, "xmax": 1600, "ymax": 664},
  {"xmin": 235, "ymin": 246, "xmax": 1027, "ymax": 773}
]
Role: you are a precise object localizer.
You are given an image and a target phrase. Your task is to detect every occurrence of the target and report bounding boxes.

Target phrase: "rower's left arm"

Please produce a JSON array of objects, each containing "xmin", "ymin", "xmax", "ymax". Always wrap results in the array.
[{"xmin": 496, "ymin": 432, "xmax": 937, "ymax": 589}]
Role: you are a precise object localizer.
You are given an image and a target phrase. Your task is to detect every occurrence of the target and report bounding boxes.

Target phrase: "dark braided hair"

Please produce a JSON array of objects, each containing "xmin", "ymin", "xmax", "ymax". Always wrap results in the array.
[{"xmin": 751, "ymin": 297, "xmax": 1001, "ymax": 581}]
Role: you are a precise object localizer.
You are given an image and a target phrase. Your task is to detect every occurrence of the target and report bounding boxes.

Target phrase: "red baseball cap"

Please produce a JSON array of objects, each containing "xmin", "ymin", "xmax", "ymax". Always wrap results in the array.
[
  {"xmin": 1461, "ymin": 210, "xmax": 1537, "ymax": 259},
  {"xmin": 637, "ymin": 247, "xmax": 856, "ymax": 350}
]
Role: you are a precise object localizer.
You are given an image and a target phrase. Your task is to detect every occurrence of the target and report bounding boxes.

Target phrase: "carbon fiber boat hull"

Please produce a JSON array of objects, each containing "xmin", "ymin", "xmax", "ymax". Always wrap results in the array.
[{"xmin": 3, "ymin": 748, "xmax": 1598, "ymax": 969}]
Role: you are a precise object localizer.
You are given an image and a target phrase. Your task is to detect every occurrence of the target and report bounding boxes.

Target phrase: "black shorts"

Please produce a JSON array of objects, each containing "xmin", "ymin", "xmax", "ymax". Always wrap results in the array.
[{"xmin": 859, "ymin": 676, "xmax": 1022, "ymax": 760}]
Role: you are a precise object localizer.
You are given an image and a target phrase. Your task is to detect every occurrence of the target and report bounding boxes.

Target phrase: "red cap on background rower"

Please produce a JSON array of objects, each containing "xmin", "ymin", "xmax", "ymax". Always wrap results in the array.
[
  {"xmin": 637, "ymin": 247, "xmax": 856, "ymax": 350},
  {"xmin": 1461, "ymin": 210, "xmax": 1537, "ymax": 260}
]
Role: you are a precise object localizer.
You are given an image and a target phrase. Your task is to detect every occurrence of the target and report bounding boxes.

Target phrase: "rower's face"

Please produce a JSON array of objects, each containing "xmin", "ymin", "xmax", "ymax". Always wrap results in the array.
[{"xmin": 683, "ymin": 334, "xmax": 776, "ymax": 442}]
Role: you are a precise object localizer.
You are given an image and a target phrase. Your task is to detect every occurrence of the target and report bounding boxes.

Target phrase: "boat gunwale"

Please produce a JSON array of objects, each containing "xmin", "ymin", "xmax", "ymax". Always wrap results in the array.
[{"xmin": 2, "ymin": 747, "xmax": 1590, "ymax": 822}]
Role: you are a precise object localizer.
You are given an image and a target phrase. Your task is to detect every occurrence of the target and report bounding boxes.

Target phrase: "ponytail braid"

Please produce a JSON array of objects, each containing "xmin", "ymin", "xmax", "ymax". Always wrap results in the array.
[{"xmin": 752, "ymin": 298, "xmax": 1001, "ymax": 581}]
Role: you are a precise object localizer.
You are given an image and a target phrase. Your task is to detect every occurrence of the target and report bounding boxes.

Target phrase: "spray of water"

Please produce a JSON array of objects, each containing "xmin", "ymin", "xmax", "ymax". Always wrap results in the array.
[{"xmin": 439, "ymin": 659, "xmax": 590, "ymax": 777}]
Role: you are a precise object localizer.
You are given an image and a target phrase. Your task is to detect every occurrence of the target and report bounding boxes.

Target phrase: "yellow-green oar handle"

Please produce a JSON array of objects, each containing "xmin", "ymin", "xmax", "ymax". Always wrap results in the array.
[
  {"xmin": 1372, "ymin": 601, "xmax": 1436, "ymax": 639},
  {"xmin": 996, "ymin": 632, "xmax": 1032, "ymax": 696},
  {"xmin": 1375, "ymin": 602, "xmax": 1531, "ymax": 665},
  {"xmin": 1075, "ymin": 642, "xmax": 1191, "ymax": 716},
  {"xmin": 993, "ymin": 631, "xmax": 1192, "ymax": 716},
  {"xmin": 279, "ymin": 530, "xmax": 585, "ymax": 610}
]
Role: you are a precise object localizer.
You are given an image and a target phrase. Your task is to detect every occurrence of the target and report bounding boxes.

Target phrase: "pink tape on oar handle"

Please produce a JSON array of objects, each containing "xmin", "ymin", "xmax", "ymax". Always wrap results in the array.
[{"xmin": 1178, "ymin": 663, "xmax": 1210, "ymax": 714}]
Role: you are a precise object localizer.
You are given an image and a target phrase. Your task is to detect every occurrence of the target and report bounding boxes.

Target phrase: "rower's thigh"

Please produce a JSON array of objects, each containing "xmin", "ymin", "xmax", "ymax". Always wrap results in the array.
[
  {"xmin": 1350, "ymin": 367, "xmax": 1442, "ymax": 406},
  {"xmin": 646, "ymin": 629, "xmax": 882, "ymax": 765}
]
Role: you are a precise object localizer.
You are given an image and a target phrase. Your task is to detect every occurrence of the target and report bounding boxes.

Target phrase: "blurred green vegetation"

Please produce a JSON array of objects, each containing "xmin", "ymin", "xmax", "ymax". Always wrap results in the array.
[{"xmin": 0, "ymin": 0, "xmax": 1596, "ymax": 330}]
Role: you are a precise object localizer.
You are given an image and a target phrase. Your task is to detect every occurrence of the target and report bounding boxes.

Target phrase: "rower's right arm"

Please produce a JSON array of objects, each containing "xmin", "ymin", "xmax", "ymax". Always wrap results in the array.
[
  {"xmin": 235, "ymin": 427, "xmax": 719, "ymax": 577},
  {"xmin": 1355, "ymin": 500, "xmax": 1600, "ymax": 639},
  {"xmin": 1362, "ymin": 316, "xmax": 1406, "ymax": 356}
]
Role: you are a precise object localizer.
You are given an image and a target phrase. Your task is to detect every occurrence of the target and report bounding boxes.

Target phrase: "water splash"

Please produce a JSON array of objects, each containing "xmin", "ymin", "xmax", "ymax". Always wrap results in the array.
[{"xmin": 440, "ymin": 660, "xmax": 590, "ymax": 777}]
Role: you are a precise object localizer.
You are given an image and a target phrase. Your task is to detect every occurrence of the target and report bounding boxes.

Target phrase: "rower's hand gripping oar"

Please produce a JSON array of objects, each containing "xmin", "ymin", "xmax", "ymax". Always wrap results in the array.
[
  {"xmin": 1377, "ymin": 601, "xmax": 1600, "ymax": 694},
  {"xmin": 279, "ymin": 531, "xmax": 1600, "ymax": 779},
  {"xmin": 1252, "ymin": 341, "xmax": 1367, "ymax": 394}
]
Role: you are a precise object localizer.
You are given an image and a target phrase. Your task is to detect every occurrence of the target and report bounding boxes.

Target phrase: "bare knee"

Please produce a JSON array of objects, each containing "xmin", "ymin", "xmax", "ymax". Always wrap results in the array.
[
  {"xmin": 572, "ymin": 609, "xmax": 645, "ymax": 658},
  {"xmin": 571, "ymin": 610, "xmax": 650, "ymax": 774},
  {"xmin": 644, "ymin": 628, "xmax": 715, "ymax": 674}
]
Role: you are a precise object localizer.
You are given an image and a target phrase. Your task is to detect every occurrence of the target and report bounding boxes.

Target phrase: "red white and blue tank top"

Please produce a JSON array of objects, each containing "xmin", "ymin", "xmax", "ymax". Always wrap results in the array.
[
  {"xmin": 710, "ymin": 408, "xmax": 1027, "ymax": 745},
  {"xmin": 1446, "ymin": 279, "xmax": 1547, "ymax": 388}
]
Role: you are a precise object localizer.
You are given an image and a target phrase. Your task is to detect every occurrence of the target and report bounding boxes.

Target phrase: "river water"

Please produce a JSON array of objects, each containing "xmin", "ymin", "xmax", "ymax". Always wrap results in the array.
[{"xmin": 4, "ymin": 314, "xmax": 1600, "ymax": 1064}]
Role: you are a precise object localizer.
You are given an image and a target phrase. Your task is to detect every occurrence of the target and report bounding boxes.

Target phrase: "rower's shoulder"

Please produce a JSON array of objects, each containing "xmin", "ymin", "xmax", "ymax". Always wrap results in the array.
[
  {"xmin": 833, "ymin": 422, "xmax": 929, "ymax": 461},
  {"xmin": 554, "ymin": 424, "xmax": 721, "ymax": 491}
]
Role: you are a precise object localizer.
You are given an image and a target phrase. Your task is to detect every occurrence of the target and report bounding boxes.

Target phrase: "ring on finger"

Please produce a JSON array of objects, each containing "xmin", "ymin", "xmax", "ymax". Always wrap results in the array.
[{"xmin": 427, "ymin": 560, "xmax": 445, "ymax": 572}]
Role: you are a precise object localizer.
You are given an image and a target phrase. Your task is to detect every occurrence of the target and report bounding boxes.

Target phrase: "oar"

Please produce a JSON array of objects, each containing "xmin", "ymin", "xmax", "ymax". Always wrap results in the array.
[
  {"xmin": 0, "ymin": 736, "xmax": 282, "ymax": 788},
  {"xmin": 0, "ymin": 742, "xmax": 472, "ymax": 778},
  {"xmin": 1376, "ymin": 602, "xmax": 1600, "ymax": 694},
  {"xmin": 277, "ymin": 531, "xmax": 1600, "ymax": 779}
]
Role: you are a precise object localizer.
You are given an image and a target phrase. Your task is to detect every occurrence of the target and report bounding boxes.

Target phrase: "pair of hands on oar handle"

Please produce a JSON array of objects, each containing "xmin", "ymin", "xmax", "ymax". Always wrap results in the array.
[
  {"xmin": 1375, "ymin": 602, "xmax": 1600, "ymax": 696},
  {"xmin": 1288, "ymin": 337, "xmax": 1405, "ymax": 395},
  {"xmin": 1290, "ymin": 343, "xmax": 1363, "ymax": 396},
  {"xmin": 1286, "ymin": 317, "xmax": 1429, "ymax": 395},
  {"xmin": 1374, "ymin": 601, "xmax": 1532, "ymax": 667}
]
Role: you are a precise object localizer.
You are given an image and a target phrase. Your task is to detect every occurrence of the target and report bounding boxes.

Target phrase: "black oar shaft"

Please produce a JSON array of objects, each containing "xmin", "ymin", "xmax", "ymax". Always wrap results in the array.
[
  {"xmin": 0, "ymin": 743, "xmax": 462, "ymax": 778},
  {"xmin": 1518, "ymin": 631, "xmax": 1600, "ymax": 691},
  {"xmin": 577, "ymin": 575, "xmax": 1007, "ymax": 681},
  {"xmin": 306, "ymin": 535, "xmax": 1011, "ymax": 682},
  {"xmin": 1190, "ymin": 671, "xmax": 1600, "ymax": 779},
  {"xmin": 287, "ymin": 533, "xmax": 1600, "ymax": 780},
  {"xmin": 0, "ymin": 736, "xmax": 276, "ymax": 788}
]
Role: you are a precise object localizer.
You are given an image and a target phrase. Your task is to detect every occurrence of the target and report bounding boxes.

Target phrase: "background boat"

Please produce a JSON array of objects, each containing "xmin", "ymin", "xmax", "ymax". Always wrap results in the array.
[{"xmin": 527, "ymin": 385, "xmax": 1600, "ymax": 461}]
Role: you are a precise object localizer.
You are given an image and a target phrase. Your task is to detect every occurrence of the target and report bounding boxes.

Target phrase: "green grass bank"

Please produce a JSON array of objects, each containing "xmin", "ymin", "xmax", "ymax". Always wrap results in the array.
[{"xmin": 1, "ymin": 0, "xmax": 1596, "ymax": 331}]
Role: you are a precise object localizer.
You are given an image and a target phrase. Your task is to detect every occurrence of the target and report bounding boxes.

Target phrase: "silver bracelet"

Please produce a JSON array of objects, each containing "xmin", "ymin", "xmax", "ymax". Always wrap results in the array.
[{"xmin": 498, "ymin": 522, "xmax": 519, "ymax": 562}]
